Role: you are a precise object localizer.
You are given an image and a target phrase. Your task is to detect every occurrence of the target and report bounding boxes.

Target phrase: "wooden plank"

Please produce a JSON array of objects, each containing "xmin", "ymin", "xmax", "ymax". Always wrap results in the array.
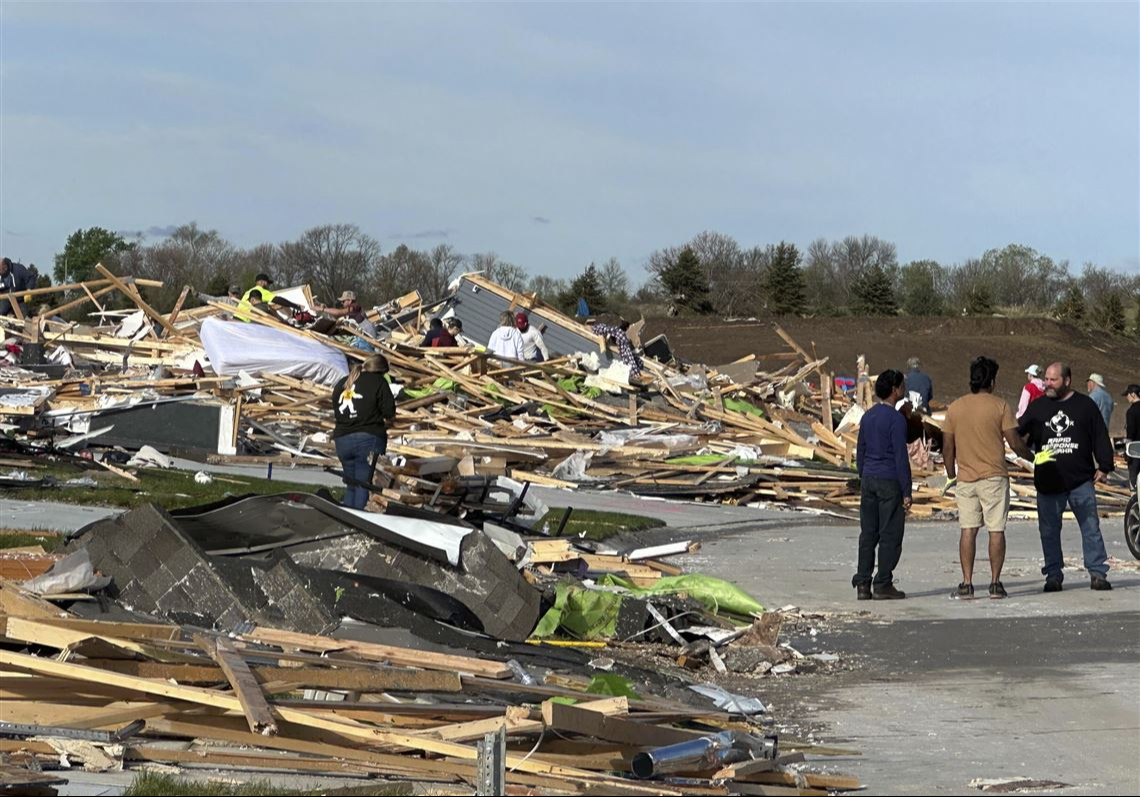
[
  {"xmin": 84, "ymin": 659, "xmax": 463, "ymax": 692},
  {"xmin": 0, "ymin": 651, "xmax": 650, "ymax": 788},
  {"xmin": 164, "ymin": 284, "xmax": 192, "ymax": 334},
  {"xmin": 741, "ymin": 771, "xmax": 862, "ymax": 790},
  {"xmin": 198, "ymin": 635, "xmax": 278, "ymax": 736},
  {"xmin": 244, "ymin": 626, "xmax": 513, "ymax": 679},
  {"xmin": 542, "ymin": 700, "xmax": 700, "ymax": 747},
  {"xmin": 95, "ymin": 264, "xmax": 178, "ymax": 335}
]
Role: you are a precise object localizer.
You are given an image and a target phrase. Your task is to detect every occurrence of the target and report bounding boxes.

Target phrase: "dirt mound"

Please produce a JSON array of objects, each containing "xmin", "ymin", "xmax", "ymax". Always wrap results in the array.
[{"xmin": 646, "ymin": 316, "xmax": 1139, "ymax": 435}]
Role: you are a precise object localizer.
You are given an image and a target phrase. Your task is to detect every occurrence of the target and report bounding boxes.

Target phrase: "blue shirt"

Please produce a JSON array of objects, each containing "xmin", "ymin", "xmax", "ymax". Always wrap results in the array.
[
  {"xmin": 857, "ymin": 402, "xmax": 912, "ymax": 497},
  {"xmin": 1089, "ymin": 386, "xmax": 1114, "ymax": 429},
  {"xmin": 906, "ymin": 369, "xmax": 933, "ymax": 411}
]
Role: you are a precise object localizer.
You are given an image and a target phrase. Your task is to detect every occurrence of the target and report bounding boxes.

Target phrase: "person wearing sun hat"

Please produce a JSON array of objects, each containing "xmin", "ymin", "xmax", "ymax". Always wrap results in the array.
[
  {"xmin": 1087, "ymin": 373, "xmax": 1114, "ymax": 429},
  {"xmin": 1017, "ymin": 364, "xmax": 1046, "ymax": 418}
]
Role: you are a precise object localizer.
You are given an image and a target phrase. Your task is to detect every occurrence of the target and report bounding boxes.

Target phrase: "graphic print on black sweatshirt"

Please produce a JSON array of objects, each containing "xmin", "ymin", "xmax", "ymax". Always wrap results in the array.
[{"xmin": 1045, "ymin": 410, "xmax": 1077, "ymax": 454}]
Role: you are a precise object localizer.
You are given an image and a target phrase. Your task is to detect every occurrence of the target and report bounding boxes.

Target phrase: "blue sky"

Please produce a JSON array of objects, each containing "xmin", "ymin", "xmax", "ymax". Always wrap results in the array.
[{"xmin": 2, "ymin": 1, "xmax": 1137, "ymax": 282}]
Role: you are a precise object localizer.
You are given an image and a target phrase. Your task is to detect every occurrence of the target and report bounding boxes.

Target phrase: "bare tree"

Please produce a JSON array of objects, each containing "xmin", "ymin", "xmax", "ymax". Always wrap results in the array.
[
  {"xmin": 528, "ymin": 274, "xmax": 569, "ymax": 302},
  {"xmin": 283, "ymin": 224, "xmax": 381, "ymax": 306},
  {"xmin": 598, "ymin": 257, "xmax": 630, "ymax": 304},
  {"xmin": 424, "ymin": 244, "xmax": 465, "ymax": 299},
  {"xmin": 470, "ymin": 251, "xmax": 529, "ymax": 291}
]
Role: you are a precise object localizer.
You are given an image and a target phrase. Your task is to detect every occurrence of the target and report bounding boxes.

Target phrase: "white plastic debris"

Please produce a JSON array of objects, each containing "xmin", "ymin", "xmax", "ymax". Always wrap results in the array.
[
  {"xmin": 689, "ymin": 683, "xmax": 767, "ymax": 715},
  {"xmin": 194, "ymin": 471, "xmax": 214, "ymax": 485},
  {"xmin": 125, "ymin": 445, "xmax": 174, "ymax": 469},
  {"xmin": 552, "ymin": 450, "xmax": 593, "ymax": 482}
]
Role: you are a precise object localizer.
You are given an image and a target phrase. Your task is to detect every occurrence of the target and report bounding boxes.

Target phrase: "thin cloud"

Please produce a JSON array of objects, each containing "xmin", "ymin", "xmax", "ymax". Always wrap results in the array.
[
  {"xmin": 117, "ymin": 224, "xmax": 179, "ymax": 239},
  {"xmin": 389, "ymin": 229, "xmax": 450, "ymax": 240},
  {"xmin": 532, "ymin": 216, "xmax": 552, "ymax": 225}
]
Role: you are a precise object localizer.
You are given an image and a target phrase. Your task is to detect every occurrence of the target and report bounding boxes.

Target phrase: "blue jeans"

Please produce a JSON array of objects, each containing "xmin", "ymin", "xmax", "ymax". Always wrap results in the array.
[
  {"xmin": 334, "ymin": 432, "xmax": 386, "ymax": 510},
  {"xmin": 1036, "ymin": 480, "xmax": 1109, "ymax": 581}
]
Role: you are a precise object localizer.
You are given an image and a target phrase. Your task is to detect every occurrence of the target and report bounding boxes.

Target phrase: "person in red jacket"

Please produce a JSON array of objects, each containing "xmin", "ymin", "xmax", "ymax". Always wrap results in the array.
[{"xmin": 1017, "ymin": 364, "xmax": 1046, "ymax": 418}]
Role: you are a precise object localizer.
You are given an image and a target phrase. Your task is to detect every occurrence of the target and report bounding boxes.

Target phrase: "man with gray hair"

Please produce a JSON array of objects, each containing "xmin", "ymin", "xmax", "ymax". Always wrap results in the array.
[
  {"xmin": 1087, "ymin": 373, "xmax": 1114, "ymax": 429},
  {"xmin": 905, "ymin": 357, "xmax": 933, "ymax": 412},
  {"xmin": 1018, "ymin": 362, "xmax": 1115, "ymax": 591}
]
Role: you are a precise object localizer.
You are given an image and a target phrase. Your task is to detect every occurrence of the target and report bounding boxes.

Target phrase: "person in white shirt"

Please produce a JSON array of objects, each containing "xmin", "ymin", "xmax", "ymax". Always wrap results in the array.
[
  {"xmin": 515, "ymin": 312, "xmax": 549, "ymax": 362},
  {"xmin": 487, "ymin": 311, "xmax": 524, "ymax": 360}
]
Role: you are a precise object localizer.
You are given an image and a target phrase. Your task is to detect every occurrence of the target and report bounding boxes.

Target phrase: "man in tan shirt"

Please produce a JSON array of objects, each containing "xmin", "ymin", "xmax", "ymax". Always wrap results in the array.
[{"xmin": 943, "ymin": 357, "xmax": 1033, "ymax": 599}]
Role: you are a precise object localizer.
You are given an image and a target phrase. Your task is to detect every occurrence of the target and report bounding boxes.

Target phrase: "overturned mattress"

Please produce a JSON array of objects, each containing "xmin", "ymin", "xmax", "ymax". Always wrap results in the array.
[{"xmin": 199, "ymin": 317, "xmax": 349, "ymax": 386}]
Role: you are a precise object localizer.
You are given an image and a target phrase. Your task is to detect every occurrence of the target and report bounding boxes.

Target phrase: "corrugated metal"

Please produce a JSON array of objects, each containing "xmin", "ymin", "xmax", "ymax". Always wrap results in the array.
[{"xmin": 447, "ymin": 277, "xmax": 610, "ymax": 361}]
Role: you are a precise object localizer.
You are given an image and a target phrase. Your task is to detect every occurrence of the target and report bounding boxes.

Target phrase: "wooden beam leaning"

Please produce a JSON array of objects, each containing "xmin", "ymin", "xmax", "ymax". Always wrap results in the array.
[
  {"xmin": 95, "ymin": 263, "xmax": 178, "ymax": 335},
  {"xmin": 197, "ymin": 635, "xmax": 278, "ymax": 736}
]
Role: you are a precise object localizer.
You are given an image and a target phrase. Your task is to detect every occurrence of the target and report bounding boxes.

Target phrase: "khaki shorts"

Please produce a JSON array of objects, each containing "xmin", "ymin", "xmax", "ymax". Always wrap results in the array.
[{"xmin": 956, "ymin": 476, "xmax": 1010, "ymax": 532}]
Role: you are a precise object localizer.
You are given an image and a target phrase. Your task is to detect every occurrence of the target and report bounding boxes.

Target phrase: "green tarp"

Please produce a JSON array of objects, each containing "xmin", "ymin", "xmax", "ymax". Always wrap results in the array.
[{"xmin": 532, "ymin": 575, "xmax": 764, "ymax": 640}]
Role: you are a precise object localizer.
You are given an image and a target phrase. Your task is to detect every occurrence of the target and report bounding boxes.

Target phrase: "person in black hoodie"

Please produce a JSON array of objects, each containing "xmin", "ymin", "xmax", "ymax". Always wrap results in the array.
[
  {"xmin": 332, "ymin": 355, "xmax": 396, "ymax": 510},
  {"xmin": 1018, "ymin": 362, "xmax": 1115, "ymax": 592}
]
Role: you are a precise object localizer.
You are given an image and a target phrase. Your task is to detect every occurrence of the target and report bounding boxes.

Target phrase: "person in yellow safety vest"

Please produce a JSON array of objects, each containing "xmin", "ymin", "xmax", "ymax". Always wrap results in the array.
[{"xmin": 235, "ymin": 273, "xmax": 301, "ymax": 322}]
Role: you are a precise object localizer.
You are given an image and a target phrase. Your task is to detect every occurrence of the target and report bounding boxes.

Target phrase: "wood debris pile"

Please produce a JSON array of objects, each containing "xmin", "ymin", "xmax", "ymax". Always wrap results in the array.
[
  {"xmin": 1, "ymin": 268, "xmax": 1130, "ymax": 520},
  {"xmin": 0, "ymin": 579, "xmax": 862, "ymax": 795}
]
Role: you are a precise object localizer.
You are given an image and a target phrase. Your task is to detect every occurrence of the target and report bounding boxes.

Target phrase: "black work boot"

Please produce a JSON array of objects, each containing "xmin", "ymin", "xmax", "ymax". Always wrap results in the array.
[
  {"xmin": 856, "ymin": 583, "xmax": 872, "ymax": 601},
  {"xmin": 1044, "ymin": 577, "xmax": 1063, "ymax": 593},
  {"xmin": 1090, "ymin": 575, "xmax": 1113, "ymax": 591},
  {"xmin": 873, "ymin": 583, "xmax": 906, "ymax": 600}
]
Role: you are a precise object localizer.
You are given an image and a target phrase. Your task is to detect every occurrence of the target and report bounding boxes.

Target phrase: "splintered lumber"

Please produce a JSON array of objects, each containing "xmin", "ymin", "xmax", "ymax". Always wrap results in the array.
[
  {"xmin": 82, "ymin": 660, "xmax": 463, "ymax": 692},
  {"xmin": 542, "ymin": 700, "xmax": 701, "ymax": 747},
  {"xmin": 95, "ymin": 264, "xmax": 178, "ymax": 335},
  {"xmin": 1, "ymin": 651, "xmax": 685, "ymax": 793},
  {"xmin": 198, "ymin": 635, "xmax": 278, "ymax": 736},
  {"xmin": 242, "ymin": 627, "xmax": 514, "ymax": 679}
]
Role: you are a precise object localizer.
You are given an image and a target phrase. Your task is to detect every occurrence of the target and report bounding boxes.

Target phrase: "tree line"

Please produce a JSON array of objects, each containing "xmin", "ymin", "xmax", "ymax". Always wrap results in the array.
[{"xmin": 42, "ymin": 224, "xmax": 1140, "ymax": 333}]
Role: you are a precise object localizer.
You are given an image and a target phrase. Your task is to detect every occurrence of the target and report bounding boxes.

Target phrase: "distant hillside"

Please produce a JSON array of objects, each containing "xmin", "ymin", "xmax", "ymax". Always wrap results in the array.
[{"xmin": 647, "ymin": 316, "xmax": 1139, "ymax": 435}]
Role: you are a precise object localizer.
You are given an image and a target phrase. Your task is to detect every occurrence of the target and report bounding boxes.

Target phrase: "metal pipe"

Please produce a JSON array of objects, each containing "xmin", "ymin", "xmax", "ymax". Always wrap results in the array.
[{"xmin": 631, "ymin": 731, "xmax": 777, "ymax": 779}]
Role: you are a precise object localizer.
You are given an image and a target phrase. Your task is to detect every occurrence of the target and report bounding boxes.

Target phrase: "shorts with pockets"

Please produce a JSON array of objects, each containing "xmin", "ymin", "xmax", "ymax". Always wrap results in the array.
[{"xmin": 956, "ymin": 476, "xmax": 1010, "ymax": 532}]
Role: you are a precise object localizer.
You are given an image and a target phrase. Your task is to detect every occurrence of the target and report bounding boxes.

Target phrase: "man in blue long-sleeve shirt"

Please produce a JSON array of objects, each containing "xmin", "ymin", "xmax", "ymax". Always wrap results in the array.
[{"xmin": 853, "ymin": 369, "xmax": 912, "ymax": 600}]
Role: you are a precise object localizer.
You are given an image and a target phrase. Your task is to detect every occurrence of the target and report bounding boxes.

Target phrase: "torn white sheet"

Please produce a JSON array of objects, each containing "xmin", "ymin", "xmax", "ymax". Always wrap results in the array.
[
  {"xmin": 126, "ymin": 445, "xmax": 174, "ymax": 469},
  {"xmin": 341, "ymin": 508, "xmax": 471, "ymax": 567},
  {"xmin": 552, "ymin": 450, "xmax": 593, "ymax": 482},
  {"xmin": 599, "ymin": 428, "xmax": 697, "ymax": 451},
  {"xmin": 200, "ymin": 317, "xmax": 349, "ymax": 386},
  {"xmin": 114, "ymin": 310, "xmax": 151, "ymax": 340},
  {"xmin": 21, "ymin": 548, "xmax": 112, "ymax": 596}
]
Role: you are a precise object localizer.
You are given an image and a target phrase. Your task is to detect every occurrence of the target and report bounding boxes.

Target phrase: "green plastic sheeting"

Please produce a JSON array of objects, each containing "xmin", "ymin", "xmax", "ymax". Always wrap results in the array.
[
  {"xmin": 557, "ymin": 376, "xmax": 603, "ymax": 399},
  {"xmin": 586, "ymin": 674, "xmax": 642, "ymax": 699},
  {"xmin": 723, "ymin": 397, "xmax": 765, "ymax": 417},
  {"xmin": 402, "ymin": 377, "xmax": 459, "ymax": 400},
  {"xmin": 667, "ymin": 454, "xmax": 730, "ymax": 465},
  {"xmin": 598, "ymin": 574, "xmax": 764, "ymax": 619},
  {"xmin": 533, "ymin": 574, "xmax": 764, "ymax": 641},
  {"xmin": 532, "ymin": 582, "xmax": 623, "ymax": 640}
]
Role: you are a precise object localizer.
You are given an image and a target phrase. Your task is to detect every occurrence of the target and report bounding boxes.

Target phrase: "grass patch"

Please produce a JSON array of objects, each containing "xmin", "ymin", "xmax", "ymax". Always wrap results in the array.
[
  {"xmin": 540, "ymin": 508, "xmax": 665, "ymax": 541},
  {"xmin": 122, "ymin": 772, "xmax": 413, "ymax": 796},
  {"xmin": 0, "ymin": 462, "xmax": 341, "ymax": 511},
  {"xmin": 124, "ymin": 773, "xmax": 299, "ymax": 796},
  {"xmin": 0, "ymin": 530, "xmax": 62, "ymax": 552}
]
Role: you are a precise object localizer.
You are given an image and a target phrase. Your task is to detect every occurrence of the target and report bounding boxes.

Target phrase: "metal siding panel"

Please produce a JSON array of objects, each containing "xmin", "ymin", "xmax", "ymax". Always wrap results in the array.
[{"xmin": 449, "ymin": 278, "xmax": 609, "ymax": 360}]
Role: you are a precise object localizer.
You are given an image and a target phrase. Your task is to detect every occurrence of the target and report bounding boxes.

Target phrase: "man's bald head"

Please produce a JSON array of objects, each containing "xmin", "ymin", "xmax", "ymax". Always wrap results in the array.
[{"xmin": 1044, "ymin": 362, "xmax": 1072, "ymax": 399}]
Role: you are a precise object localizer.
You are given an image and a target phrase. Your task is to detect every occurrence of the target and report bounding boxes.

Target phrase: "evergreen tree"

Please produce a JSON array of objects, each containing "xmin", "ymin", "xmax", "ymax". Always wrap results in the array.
[
  {"xmin": 559, "ymin": 263, "xmax": 607, "ymax": 315},
  {"xmin": 1093, "ymin": 291, "xmax": 1127, "ymax": 334},
  {"xmin": 1054, "ymin": 283, "xmax": 1086, "ymax": 324},
  {"xmin": 964, "ymin": 283, "xmax": 995, "ymax": 316},
  {"xmin": 660, "ymin": 246, "xmax": 714, "ymax": 314},
  {"xmin": 851, "ymin": 264, "xmax": 899, "ymax": 316},
  {"xmin": 763, "ymin": 242, "xmax": 807, "ymax": 316}
]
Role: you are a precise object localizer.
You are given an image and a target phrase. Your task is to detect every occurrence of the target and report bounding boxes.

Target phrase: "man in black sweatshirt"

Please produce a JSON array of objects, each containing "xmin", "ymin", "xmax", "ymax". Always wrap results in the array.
[{"xmin": 1018, "ymin": 362, "xmax": 1115, "ymax": 592}]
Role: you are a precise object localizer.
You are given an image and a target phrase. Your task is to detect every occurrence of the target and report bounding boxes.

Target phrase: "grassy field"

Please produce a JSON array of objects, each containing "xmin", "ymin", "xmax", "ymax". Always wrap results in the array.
[
  {"xmin": 0, "ymin": 461, "xmax": 339, "ymax": 511},
  {"xmin": 0, "ymin": 529, "xmax": 62, "ymax": 551},
  {"xmin": 541, "ymin": 508, "xmax": 664, "ymax": 540}
]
